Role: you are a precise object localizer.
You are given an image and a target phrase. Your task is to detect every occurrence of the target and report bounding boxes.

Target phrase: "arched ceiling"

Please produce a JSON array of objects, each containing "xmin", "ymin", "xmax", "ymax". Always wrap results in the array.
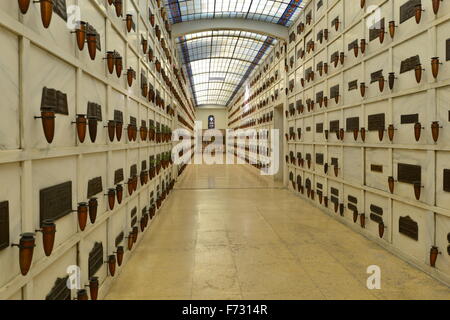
[{"xmin": 165, "ymin": 0, "xmax": 305, "ymax": 107}]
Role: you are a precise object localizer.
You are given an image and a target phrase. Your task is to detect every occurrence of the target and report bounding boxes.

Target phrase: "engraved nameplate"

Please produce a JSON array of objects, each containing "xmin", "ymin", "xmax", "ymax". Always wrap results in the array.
[
  {"xmin": 346, "ymin": 117, "xmax": 360, "ymax": 132},
  {"xmin": 348, "ymin": 40, "xmax": 358, "ymax": 52},
  {"xmin": 401, "ymin": 113, "xmax": 419, "ymax": 124},
  {"xmin": 40, "ymin": 181, "xmax": 72, "ymax": 225},
  {"xmin": 87, "ymin": 102, "xmax": 102, "ymax": 121},
  {"xmin": 316, "ymin": 91, "xmax": 324, "ymax": 102},
  {"xmin": 115, "ymin": 231, "xmax": 124, "ymax": 247},
  {"xmin": 370, "ymin": 214, "xmax": 383, "ymax": 224},
  {"xmin": 317, "ymin": 183, "xmax": 323, "ymax": 189},
  {"xmin": 368, "ymin": 113, "xmax": 385, "ymax": 131},
  {"xmin": 130, "ymin": 164, "xmax": 137, "ymax": 177},
  {"xmin": 53, "ymin": 0, "xmax": 67, "ymax": 21},
  {"xmin": 331, "ymin": 158, "xmax": 339, "ymax": 166},
  {"xmin": 400, "ymin": 55, "xmax": 421, "ymax": 74},
  {"xmin": 329, "ymin": 120, "xmax": 340, "ymax": 132},
  {"xmin": 305, "ymin": 67, "xmax": 313, "ymax": 77},
  {"xmin": 330, "ymin": 85, "xmax": 339, "ymax": 99},
  {"xmin": 348, "ymin": 80, "xmax": 358, "ymax": 91},
  {"xmin": 370, "ymin": 70, "xmax": 383, "ymax": 83},
  {"xmin": 316, "ymin": 153, "xmax": 324, "ymax": 165},
  {"xmin": 331, "ymin": 187, "xmax": 339, "ymax": 196},
  {"xmin": 114, "ymin": 168, "xmax": 124, "ymax": 184},
  {"xmin": 130, "ymin": 116, "xmax": 137, "ymax": 126},
  {"xmin": 316, "ymin": 62, "xmax": 323, "ymax": 71},
  {"xmin": 348, "ymin": 195, "xmax": 358, "ymax": 204},
  {"xmin": 114, "ymin": 110, "xmax": 123, "ymax": 123},
  {"xmin": 306, "ymin": 154, "xmax": 312, "ymax": 161},
  {"xmin": 370, "ymin": 205, "xmax": 383, "ymax": 215},
  {"xmin": 87, "ymin": 177, "xmax": 102, "ymax": 198},
  {"xmin": 41, "ymin": 87, "xmax": 69, "ymax": 115},
  {"xmin": 400, "ymin": 0, "xmax": 421, "ymax": 24},
  {"xmin": 399, "ymin": 216, "xmax": 419, "ymax": 241},
  {"xmin": 398, "ymin": 163, "xmax": 421, "ymax": 184},
  {"xmin": 0, "ymin": 201, "xmax": 9, "ymax": 250},
  {"xmin": 46, "ymin": 276, "xmax": 70, "ymax": 300},
  {"xmin": 142, "ymin": 160, "xmax": 147, "ymax": 171},
  {"xmin": 88, "ymin": 242, "xmax": 103, "ymax": 278},
  {"xmin": 331, "ymin": 51, "xmax": 339, "ymax": 63},
  {"xmin": 306, "ymin": 127, "xmax": 311, "ymax": 132},
  {"xmin": 369, "ymin": 18, "xmax": 385, "ymax": 42},
  {"xmin": 348, "ymin": 203, "xmax": 358, "ymax": 212},
  {"xmin": 316, "ymin": 123, "xmax": 324, "ymax": 133},
  {"xmin": 331, "ymin": 196, "xmax": 339, "ymax": 204},
  {"xmin": 371, "ymin": 164, "xmax": 383, "ymax": 173},
  {"xmin": 443, "ymin": 169, "xmax": 450, "ymax": 192}
]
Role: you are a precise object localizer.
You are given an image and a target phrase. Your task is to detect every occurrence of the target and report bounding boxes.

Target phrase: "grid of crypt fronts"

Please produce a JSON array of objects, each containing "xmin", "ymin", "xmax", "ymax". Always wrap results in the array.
[
  {"xmin": 0, "ymin": 0, "xmax": 194, "ymax": 300},
  {"xmin": 285, "ymin": 0, "xmax": 450, "ymax": 283}
]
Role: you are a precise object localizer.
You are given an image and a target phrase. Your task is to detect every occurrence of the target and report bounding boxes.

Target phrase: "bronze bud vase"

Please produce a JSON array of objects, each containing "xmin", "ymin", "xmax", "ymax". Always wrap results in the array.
[
  {"xmin": 127, "ymin": 125, "xmax": 134, "ymax": 142},
  {"xmin": 150, "ymin": 14, "xmax": 155, "ymax": 27},
  {"xmin": 360, "ymin": 127, "xmax": 366, "ymax": 142},
  {"xmin": 378, "ymin": 76, "xmax": 385, "ymax": 92},
  {"xmin": 77, "ymin": 289, "xmax": 88, "ymax": 300},
  {"xmin": 430, "ymin": 246, "xmax": 439, "ymax": 267},
  {"xmin": 431, "ymin": 121, "xmax": 440, "ymax": 143},
  {"xmin": 388, "ymin": 176, "xmax": 395, "ymax": 194},
  {"xmin": 414, "ymin": 182, "xmax": 422, "ymax": 200},
  {"xmin": 334, "ymin": 165, "xmax": 339, "ymax": 177},
  {"xmin": 353, "ymin": 211, "xmax": 358, "ymax": 223},
  {"xmin": 324, "ymin": 196, "xmax": 328, "ymax": 207},
  {"xmin": 132, "ymin": 226, "xmax": 138, "ymax": 243},
  {"xmin": 388, "ymin": 72, "xmax": 396, "ymax": 90},
  {"xmin": 116, "ymin": 184, "xmax": 123, "ymax": 204},
  {"xmin": 324, "ymin": 63, "xmax": 329, "ymax": 74},
  {"xmin": 127, "ymin": 68, "xmax": 134, "ymax": 87},
  {"xmin": 360, "ymin": 214, "xmax": 366, "ymax": 228},
  {"xmin": 114, "ymin": 0, "xmax": 123, "ymax": 17},
  {"xmin": 18, "ymin": 0, "xmax": 31, "ymax": 14},
  {"xmin": 88, "ymin": 117, "xmax": 98, "ymax": 143},
  {"xmin": 77, "ymin": 202, "xmax": 88, "ymax": 231},
  {"xmin": 125, "ymin": 14, "xmax": 133, "ymax": 33},
  {"xmin": 415, "ymin": 64, "xmax": 423, "ymax": 83},
  {"xmin": 379, "ymin": 27, "xmax": 385, "ymax": 44},
  {"xmin": 353, "ymin": 44, "xmax": 359, "ymax": 58},
  {"xmin": 378, "ymin": 128, "xmax": 385, "ymax": 142},
  {"xmin": 37, "ymin": 111, "xmax": 56, "ymax": 144},
  {"xmin": 415, "ymin": 4, "xmax": 423, "ymax": 24},
  {"xmin": 340, "ymin": 52, "xmax": 345, "ymax": 65},
  {"xmin": 318, "ymin": 193, "xmax": 323, "ymax": 204},
  {"xmin": 334, "ymin": 201, "xmax": 339, "ymax": 213},
  {"xmin": 116, "ymin": 246, "xmax": 124, "ymax": 266},
  {"xmin": 107, "ymin": 188, "xmax": 116, "ymax": 210},
  {"xmin": 14, "ymin": 233, "xmax": 36, "ymax": 276},
  {"xmin": 115, "ymin": 56, "xmax": 123, "ymax": 78},
  {"xmin": 108, "ymin": 255, "xmax": 116, "ymax": 276},
  {"xmin": 116, "ymin": 122, "xmax": 123, "ymax": 141},
  {"xmin": 40, "ymin": 0, "xmax": 53, "ymax": 29},
  {"xmin": 141, "ymin": 39, "xmax": 148, "ymax": 54},
  {"xmin": 388, "ymin": 124, "xmax": 395, "ymax": 142},
  {"xmin": 74, "ymin": 21, "xmax": 86, "ymax": 51},
  {"xmin": 360, "ymin": 39, "xmax": 366, "ymax": 54},
  {"xmin": 339, "ymin": 204, "xmax": 344, "ymax": 216},
  {"xmin": 388, "ymin": 21, "xmax": 396, "ymax": 39},
  {"xmin": 414, "ymin": 122, "xmax": 422, "ymax": 141},
  {"xmin": 88, "ymin": 198, "xmax": 98, "ymax": 224},
  {"xmin": 360, "ymin": 83, "xmax": 366, "ymax": 97},
  {"xmin": 127, "ymin": 233, "xmax": 134, "ymax": 250},
  {"xmin": 378, "ymin": 222, "xmax": 385, "ymax": 238},
  {"xmin": 89, "ymin": 277, "xmax": 99, "ymax": 300},
  {"xmin": 75, "ymin": 114, "xmax": 87, "ymax": 143},
  {"xmin": 107, "ymin": 120, "xmax": 115, "ymax": 142},
  {"xmin": 353, "ymin": 128, "xmax": 359, "ymax": 141},
  {"xmin": 40, "ymin": 220, "xmax": 56, "ymax": 257},
  {"xmin": 339, "ymin": 128, "xmax": 345, "ymax": 140},
  {"xmin": 360, "ymin": 0, "xmax": 365, "ymax": 8},
  {"xmin": 106, "ymin": 51, "xmax": 115, "ymax": 74},
  {"xmin": 127, "ymin": 178, "xmax": 134, "ymax": 196},
  {"xmin": 432, "ymin": 0, "xmax": 441, "ymax": 14},
  {"xmin": 431, "ymin": 57, "xmax": 440, "ymax": 79},
  {"xmin": 86, "ymin": 32, "xmax": 97, "ymax": 60}
]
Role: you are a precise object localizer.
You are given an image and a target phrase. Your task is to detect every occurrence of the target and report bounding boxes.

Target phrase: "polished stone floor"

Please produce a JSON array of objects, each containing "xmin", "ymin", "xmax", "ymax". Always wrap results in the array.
[{"xmin": 106, "ymin": 163, "xmax": 450, "ymax": 300}]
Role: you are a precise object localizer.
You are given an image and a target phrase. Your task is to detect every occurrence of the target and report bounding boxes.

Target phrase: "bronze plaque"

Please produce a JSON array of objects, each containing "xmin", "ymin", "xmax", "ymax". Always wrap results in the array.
[
  {"xmin": 39, "ymin": 181, "xmax": 72, "ymax": 225},
  {"xmin": 142, "ymin": 160, "xmax": 147, "ymax": 171},
  {"xmin": 371, "ymin": 164, "xmax": 383, "ymax": 173},
  {"xmin": 368, "ymin": 113, "xmax": 385, "ymax": 131},
  {"xmin": 369, "ymin": 18, "xmax": 385, "ymax": 42},
  {"xmin": 330, "ymin": 85, "xmax": 339, "ymax": 99},
  {"xmin": 331, "ymin": 158, "xmax": 339, "ymax": 166},
  {"xmin": 130, "ymin": 116, "xmax": 137, "ymax": 126},
  {"xmin": 348, "ymin": 195, "xmax": 358, "ymax": 204},
  {"xmin": 53, "ymin": 0, "xmax": 67, "ymax": 21},
  {"xmin": 305, "ymin": 67, "xmax": 313, "ymax": 77},
  {"xmin": 348, "ymin": 203, "xmax": 358, "ymax": 212},
  {"xmin": 88, "ymin": 242, "xmax": 104, "ymax": 278},
  {"xmin": 400, "ymin": 0, "xmax": 421, "ymax": 24},
  {"xmin": 446, "ymin": 39, "xmax": 450, "ymax": 61},
  {"xmin": 130, "ymin": 164, "xmax": 137, "ymax": 177},
  {"xmin": 46, "ymin": 277, "xmax": 71, "ymax": 300},
  {"xmin": 400, "ymin": 55, "xmax": 421, "ymax": 74},
  {"xmin": 316, "ymin": 123, "xmax": 324, "ymax": 133},
  {"xmin": 41, "ymin": 87, "xmax": 68, "ymax": 115},
  {"xmin": 348, "ymin": 80, "xmax": 358, "ymax": 91},
  {"xmin": 443, "ymin": 169, "xmax": 450, "ymax": 192},
  {"xmin": 331, "ymin": 187, "xmax": 339, "ymax": 196},
  {"xmin": 331, "ymin": 196, "xmax": 339, "ymax": 204},
  {"xmin": 398, "ymin": 163, "xmax": 421, "ymax": 184},
  {"xmin": 317, "ymin": 183, "xmax": 323, "ymax": 189},
  {"xmin": 87, "ymin": 102, "xmax": 102, "ymax": 121},
  {"xmin": 348, "ymin": 40, "xmax": 358, "ymax": 52},
  {"xmin": 346, "ymin": 117, "xmax": 359, "ymax": 132},
  {"xmin": 316, "ymin": 91, "xmax": 324, "ymax": 102},
  {"xmin": 316, "ymin": 153, "xmax": 324, "ymax": 165},
  {"xmin": 115, "ymin": 231, "xmax": 124, "ymax": 247},
  {"xmin": 114, "ymin": 110, "xmax": 123, "ymax": 123},
  {"xmin": 141, "ymin": 72, "xmax": 147, "ymax": 86},
  {"xmin": 370, "ymin": 205, "xmax": 383, "ymax": 215},
  {"xmin": 329, "ymin": 120, "xmax": 340, "ymax": 132},
  {"xmin": 306, "ymin": 154, "xmax": 312, "ymax": 161},
  {"xmin": 306, "ymin": 126, "xmax": 311, "ymax": 132},
  {"xmin": 114, "ymin": 168, "xmax": 124, "ymax": 184},
  {"xmin": 370, "ymin": 214, "xmax": 383, "ymax": 224},
  {"xmin": 370, "ymin": 70, "xmax": 383, "ymax": 83},
  {"xmin": 401, "ymin": 113, "xmax": 419, "ymax": 124},
  {"xmin": 399, "ymin": 216, "xmax": 419, "ymax": 241},
  {"xmin": 0, "ymin": 201, "xmax": 9, "ymax": 250},
  {"xmin": 86, "ymin": 24, "xmax": 101, "ymax": 51},
  {"xmin": 305, "ymin": 179, "xmax": 311, "ymax": 189},
  {"xmin": 87, "ymin": 176, "xmax": 103, "ymax": 198},
  {"xmin": 131, "ymin": 207, "xmax": 137, "ymax": 218},
  {"xmin": 331, "ymin": 51, "xmax": 339, "ymax": 63},
  {"xmin": 316, "ymin": 61, "xmax": 323, "ymax": 71},
  {"xmin": 317, "ymin": 0, "xmax": 323, "ymax": 9}
]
